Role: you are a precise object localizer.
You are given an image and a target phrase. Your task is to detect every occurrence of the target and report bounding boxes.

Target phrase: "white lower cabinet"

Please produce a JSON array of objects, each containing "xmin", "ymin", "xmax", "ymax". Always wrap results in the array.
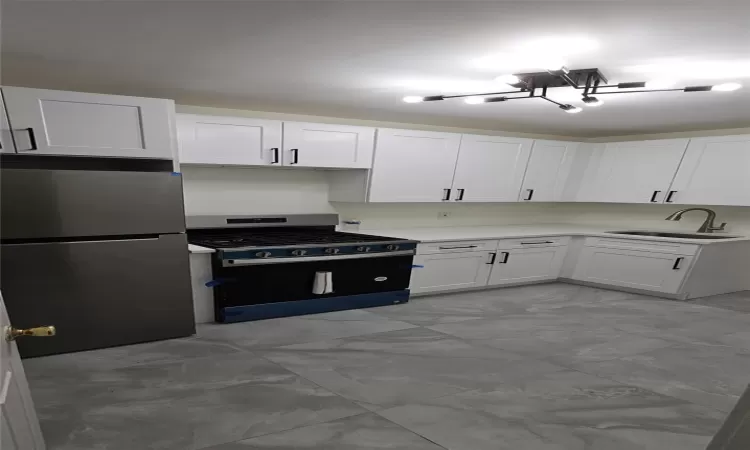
[
  {"xmin": 572, "ymin": 246, "xmax": 693, "ymax": 294},
  {"xmin": 410, "ymin": 251, "xmax": 494, "ymax": 294},
  {"xmin": 488, "ymin": 246, "xmax": 567, "ymax": 286}
]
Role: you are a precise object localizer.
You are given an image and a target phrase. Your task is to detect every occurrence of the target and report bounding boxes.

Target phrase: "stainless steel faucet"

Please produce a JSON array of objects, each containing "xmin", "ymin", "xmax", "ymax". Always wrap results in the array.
[{"xmin": 665, "ymin": 208, "xmax": 727, "ymax": 233}]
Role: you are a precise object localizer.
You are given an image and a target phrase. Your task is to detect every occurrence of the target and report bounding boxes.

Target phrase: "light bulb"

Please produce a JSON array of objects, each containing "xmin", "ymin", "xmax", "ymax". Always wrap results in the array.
[
  {"xmin": 402, "ymin": 96, "xmax": 424, "ymax": 103},
  {"xmin": 712, "ymin": 82, "xmax": 742, "ymax": 92},
  {"xmin": 646, "ymin": 79, "xmax": 677, "ymax": 89},
  {"xmin": 464, "ymin": 96, "xmax": 486, "ymax": 105},
  {"xmin": 495, "ymin": 74, "xmax": 520, "ymax": 85}
]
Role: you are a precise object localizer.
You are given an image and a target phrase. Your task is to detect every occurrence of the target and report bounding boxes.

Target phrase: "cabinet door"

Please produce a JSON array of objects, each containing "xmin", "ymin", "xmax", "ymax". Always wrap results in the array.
[
  {"xmin": 177, "ymin": 114, "xmax": 282, "ymax": 166},
  {"xmin": 573, "ymin": 247, "xmax": 692, "ymax": 294},
  {"xmin": 668, "ymin": 135, "xmax": 750, "ymax": 206},
  {"xmin": 488, "ymin": 247, "xmax": 566, "ymax": 286},
  {"xmin": 282, "ymin": 122, "xmax": 374, "ymax": 168},
  {"xmin": 450, "ymin": 134, "xmax": 532, "ymax": 202},
  {"xmin": 368, "ymin": 129, "xmax": 461, "ymax": 202},
  {"xmin": 520, "ymin": 140, "xmax": 579, "ymax": 202},
  {"xmin": 2, "ymin": 87, "xmax": 174, "ymax": 159},
  {"xmin": 0, "ymin": 91, "xmax": 16, "ymax": 153},
  {"xmin": 410, "ymin": 251, "xmax": 493, "ymax": 294},
  {"xmin": 586, "ymin": 139, "xmax": 688, "ymax": 203}
]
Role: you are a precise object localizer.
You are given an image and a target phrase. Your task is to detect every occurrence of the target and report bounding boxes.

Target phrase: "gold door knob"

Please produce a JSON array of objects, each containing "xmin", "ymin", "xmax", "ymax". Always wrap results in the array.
[{"xmin": 5, "ymin": 326, "xmax": 56, "ymax": 342}]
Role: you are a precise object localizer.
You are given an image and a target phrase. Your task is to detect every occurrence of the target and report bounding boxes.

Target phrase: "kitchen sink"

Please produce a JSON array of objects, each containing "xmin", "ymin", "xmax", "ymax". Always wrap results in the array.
[{"xmin": 606, "ymin": 231, "xmax": 739, "ymax": 240}]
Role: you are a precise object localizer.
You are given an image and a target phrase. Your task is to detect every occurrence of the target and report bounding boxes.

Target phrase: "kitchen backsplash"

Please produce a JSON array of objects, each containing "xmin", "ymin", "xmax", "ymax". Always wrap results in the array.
[{"xmin": 181, "ymin": 166, "xmax": 750, "ymax": 234}]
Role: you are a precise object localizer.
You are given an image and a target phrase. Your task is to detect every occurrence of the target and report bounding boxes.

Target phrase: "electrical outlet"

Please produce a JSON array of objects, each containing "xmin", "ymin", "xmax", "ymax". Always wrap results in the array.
[{"xmin": 438, "ymin": 212, "xmax": 451, "ymax": 219}]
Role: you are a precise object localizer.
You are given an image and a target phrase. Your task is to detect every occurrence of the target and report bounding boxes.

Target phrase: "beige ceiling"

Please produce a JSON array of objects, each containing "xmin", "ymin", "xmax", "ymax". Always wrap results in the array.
[{"xmin": 3, "ymin": 0, "xmax": 750, "ymax": 137}]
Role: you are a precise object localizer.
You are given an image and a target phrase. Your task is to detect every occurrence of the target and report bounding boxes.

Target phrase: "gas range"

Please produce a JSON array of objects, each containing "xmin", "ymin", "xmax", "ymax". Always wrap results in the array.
[
  {"xmin": 187, "ymin": 214, "xmax": 416, "ymax": 265},
  {"xmin": 186, "ymin": 214, "xmax": 417, "ymax": 324}
]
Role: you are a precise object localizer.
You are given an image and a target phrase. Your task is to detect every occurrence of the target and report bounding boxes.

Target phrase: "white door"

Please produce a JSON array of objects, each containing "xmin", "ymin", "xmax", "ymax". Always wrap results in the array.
[
  {"xmin": 587, "ymin": 139, "xmax": 689, "ymax": 203},
  {"xmin": 450, "ymin": 135, "xmax": 532, "ymax": 202},
  {"xmin": 410, "ymin": 252, "xmax": 494, "ymax": 294},
  {"xmin": 0, "ymin": 92, "xmax": 16, "ymax": 154},
  {"xmin": 668, "ymin": 135, "xmax": 750, "ymax": 206},
  {"xmin": 573, "ymin": 247, "xmax": 692, "ymax": 294},
  {"xmin": 0, "ymin": 293, "xmax": 46, "ymax": 450},
  {"xmin": 2, "ymin": 87, "xmax": 174, "ymax": 159},
  {"xmin": 368, "ymin": 128, "xmax": 461, "ymax": 202},
  {"xmin": 487, "ymin": 247, "xmax": 567, "ymax": 286},
  {"xmin": 282, "ymin": 122, "xmax": 374, "ymax": 168},
  {"xmin": 520, "ymin": 140, "xmax": 579, "ymax": 202},
  {"xmin": 177, "ymin": 114, "xmax": 282, "ymax": 166}
]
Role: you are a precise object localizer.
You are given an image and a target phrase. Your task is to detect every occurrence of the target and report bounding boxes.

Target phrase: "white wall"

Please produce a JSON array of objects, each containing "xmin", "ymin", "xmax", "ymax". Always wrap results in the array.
[{"xmin": 181, "ymin": 166, "xmax": 335, "ymax": 216}]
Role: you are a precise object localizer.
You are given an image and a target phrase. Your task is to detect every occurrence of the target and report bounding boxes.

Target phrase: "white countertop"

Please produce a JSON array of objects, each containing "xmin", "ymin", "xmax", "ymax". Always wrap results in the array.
[
  {"xmin": 187, "ymin": 223, "xmax": 748, "ymax": 254},
  {"xmin": 351, "ymin": 224, "xmax": 748, "ymax": 245},
  {"xmin": 188, "ymin": 244, "xmax": 215, "ymax": 254}
]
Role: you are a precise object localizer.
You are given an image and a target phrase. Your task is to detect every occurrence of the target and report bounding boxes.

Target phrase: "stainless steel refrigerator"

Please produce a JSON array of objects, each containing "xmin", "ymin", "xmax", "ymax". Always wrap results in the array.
[{"xmin": 0, "ymin": 160, "xmax": 195, "ymax": 358}]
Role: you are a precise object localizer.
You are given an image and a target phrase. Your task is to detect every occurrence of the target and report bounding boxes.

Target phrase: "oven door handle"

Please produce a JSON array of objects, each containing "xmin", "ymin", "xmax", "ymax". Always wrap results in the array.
[{"xmin": 223, "ymin": 250, "xmax": 415, "ymax": 266}]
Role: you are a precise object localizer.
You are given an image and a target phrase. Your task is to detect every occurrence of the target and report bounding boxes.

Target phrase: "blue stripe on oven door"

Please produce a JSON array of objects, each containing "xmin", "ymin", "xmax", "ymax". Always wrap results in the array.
[{"xmin": 217, "ymin": 290, "xmax": 411, "ymax": 323}]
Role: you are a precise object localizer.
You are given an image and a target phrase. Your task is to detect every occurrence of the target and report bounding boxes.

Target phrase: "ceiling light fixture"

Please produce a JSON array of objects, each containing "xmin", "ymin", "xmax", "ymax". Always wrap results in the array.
[
  {"xmin": 560, "ymin": 104, "xmax": 582, "ymax": 113},
  {"xmin": 582, "ymin": 96, "xmax": 603, "ymax": 106},
  {"xmin": 402, "ymin": 68, "xmax": 742, "ymax": 113}
]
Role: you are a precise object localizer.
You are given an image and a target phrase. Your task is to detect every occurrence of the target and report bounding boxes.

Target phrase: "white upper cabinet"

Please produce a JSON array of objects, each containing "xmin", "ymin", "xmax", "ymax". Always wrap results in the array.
[
  {"xmin": 282, "ymin": 122, "xmax": 374, "ymax": 169},
  {"xmin": 584, "ymin": 139, "xmax": 689, "ymax": 204},
  {"xmin": 177, "ymin": 114, "xmax": 282, "ymax": 166},
  {"xmin": 668, "ymin": 135, "xmax": 750, "ymax": 206},
  {"xmin": 2, "ymin": 87, "xmax": 174, "ymax": 159},
  {"xmin": 520, "ymin": 140, "xmax": 578, "ymax": 202},
  {"xmin": 0, "ymin": 92, "xmax": 15, "ymax": 153},
  {"xmin": 368, "ymin": 128, "xmax": 461, "ymax": 202},
  {"xmin": 450, "ymin": 135, "xmax": 532, "ymax": 202}
]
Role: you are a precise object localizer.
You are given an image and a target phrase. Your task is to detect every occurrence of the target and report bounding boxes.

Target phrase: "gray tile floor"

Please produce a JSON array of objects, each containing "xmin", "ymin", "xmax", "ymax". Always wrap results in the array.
[{"xmin": 24, "ymin": 283, "xmax": 750, "ymax": 450}]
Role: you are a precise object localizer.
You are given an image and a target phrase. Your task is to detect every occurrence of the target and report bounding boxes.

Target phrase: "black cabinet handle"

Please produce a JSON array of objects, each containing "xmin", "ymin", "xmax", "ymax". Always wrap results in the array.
[
  {"xmin": 521, "ymin": 241, "xmax": 554, "ymax": 245},
  {"xmin": 672, "ymin": 257, "xmax": 684, "ymax": 270},
  {"xmin": 487, "ymin": 252, "xmax": 497, "ymax": 264},
  {"xmin": 650, "ymin": 190, "xmax": 661, "ymax": 203},
  {"xmin": 271, "ymin": 147, "xmax": 279, "ymax": 164},
  {"xmin": 439, "ymin": 245, "xmax": 478, "ymax": 250},
  {"xmin": 455, "ymin": 189, "xmax": 465, "ymax": 201},
  {"xmin": 442, "ymin": 189, "xmax": 451, "ymax": 201},
  {"xmin": 290, "ymin": 148, "xmax": 299, "ymax": 164},
  {"xmin": 665, "ymin": 190, "xmax": 676, "ymax": 203},
  {"xmin": 499, "ymin": 252, "xmax": 510, "ymax": 263},
  {"xmin": 524, "ymin": 189, "xmax": 534, "ymax": 201}
]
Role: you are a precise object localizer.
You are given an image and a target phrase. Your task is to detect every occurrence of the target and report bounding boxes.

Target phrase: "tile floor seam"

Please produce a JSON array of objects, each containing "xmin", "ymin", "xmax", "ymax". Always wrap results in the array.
[
  {"xmin": 193, "ymin": 411, "xmax": 376, "ymax": 450},
  {"xmin": 369, "ymin": 410, "xmax": 452, "ymax": 450}
]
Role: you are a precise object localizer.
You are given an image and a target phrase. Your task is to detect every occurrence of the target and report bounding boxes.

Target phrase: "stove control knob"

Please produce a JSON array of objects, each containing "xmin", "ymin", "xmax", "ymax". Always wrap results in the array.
[
  {"xmin": 386, "ymin": 244, "xmax": 400, "ymax": 251},
  {"xmin": 325, "ymin": 248, "xmax": 341, "ymax": 254},
  {"xmin": 291, "ymin": 249, "xmax": 307, "ymax": 257},
  {"xmin": 255, "ymin": 251, "xmax": 272, "ymax": 258},
  {"xmin": 357, "ymin": 246, "xmax": 371, "ymax": 253}
]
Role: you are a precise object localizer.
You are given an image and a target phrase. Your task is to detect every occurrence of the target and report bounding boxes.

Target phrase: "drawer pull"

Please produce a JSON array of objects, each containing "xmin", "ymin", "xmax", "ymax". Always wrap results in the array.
[
  {"xmin": 524, "ymin": 189, "xmax": 534, "ymax": 201},
  {"xmin": 499, "ymin": 252, "xmax": 510, "ymax": 263},
  {"xmin": 442, "ymin": 188, "xmax": 451, "ymax": 201},
  {"xmin": 650, "ymin": 190, "xmax": 661, "ymax": 203},
  {"xmin": 520, "ymin": 241, "xmax": 554, "ymax": 245},
  {"xmin": 486, "ymin": 252, "xmax": 497, "ymax": 264},
  {"xmin": 455, "ymin": 188, "xmax": 465, "ymax": 201},
  {"xmin": 672, "ymin": 257, "xmax": 684, "ymax": 270},
  {"xmin": 665, "ymin": 190, "xmax": 677, "ymax": 203},
  {"xmin": 438, "ymin": 245, "xmax": 478, "ymax": 250}
]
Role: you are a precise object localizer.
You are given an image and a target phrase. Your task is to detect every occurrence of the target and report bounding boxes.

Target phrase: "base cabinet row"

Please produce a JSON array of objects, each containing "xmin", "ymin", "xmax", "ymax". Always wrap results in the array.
[{"xmin": 409, "ymin": 240, "xmax": 568, "ymax": 294}]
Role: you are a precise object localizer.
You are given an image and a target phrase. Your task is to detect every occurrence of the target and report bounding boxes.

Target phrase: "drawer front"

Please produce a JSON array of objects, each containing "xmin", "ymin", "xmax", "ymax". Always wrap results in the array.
[
  {"xmin": 418, "ymin": 240, "xmax": 498, "ymax": 255},
  {"xmin": 496, "ymin": 236, "xmax": 571, "ymax": 249},
  {"xmin": 583, "ymin": 237, "xmax": 699, "ymax": 256}
]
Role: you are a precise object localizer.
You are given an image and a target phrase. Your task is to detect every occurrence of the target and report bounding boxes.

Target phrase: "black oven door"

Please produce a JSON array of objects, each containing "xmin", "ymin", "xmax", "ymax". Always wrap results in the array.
[{"xmin": 212, "ymin": 253, "xmax": 414, "ymax": 322}]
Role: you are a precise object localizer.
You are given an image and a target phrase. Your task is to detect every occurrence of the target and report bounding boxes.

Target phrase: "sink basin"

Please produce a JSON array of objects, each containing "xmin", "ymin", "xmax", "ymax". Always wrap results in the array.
[{"xmin": 606, "ymin": 231, "xmax": 738, "ymax": 240}]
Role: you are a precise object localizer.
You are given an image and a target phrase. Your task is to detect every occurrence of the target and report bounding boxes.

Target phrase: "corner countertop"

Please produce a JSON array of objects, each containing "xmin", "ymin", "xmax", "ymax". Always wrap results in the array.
[
  {"xmin": 351, "ymin": 224, "xmax": 749, "ymax": 245},
  {"xmin": 188, "ymin": 244, "xmax": 216, "ymax": 254}
]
